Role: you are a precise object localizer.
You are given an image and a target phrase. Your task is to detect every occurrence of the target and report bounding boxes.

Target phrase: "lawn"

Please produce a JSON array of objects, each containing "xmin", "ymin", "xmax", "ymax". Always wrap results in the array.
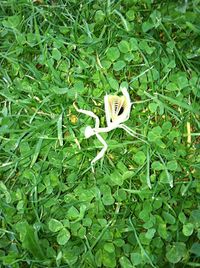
[{"xmin": 0, "ymin": 0, "xmax": 200, "ymax": 267}]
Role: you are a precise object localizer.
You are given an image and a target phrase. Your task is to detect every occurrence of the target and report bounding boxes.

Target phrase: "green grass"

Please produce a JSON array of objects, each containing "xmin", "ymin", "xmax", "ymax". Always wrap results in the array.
[{"xmin": 0, "ymin": 0, "xmax": 200, "ymax": 267}]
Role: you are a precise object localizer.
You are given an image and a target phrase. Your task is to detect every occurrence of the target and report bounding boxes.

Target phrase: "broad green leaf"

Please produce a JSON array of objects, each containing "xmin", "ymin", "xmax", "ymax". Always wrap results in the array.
[
  {"xmin": 166, "ymin": 242, "xmax": 186, "ymax": 263},
  {"xmin": 166, "ymin": 160, "xmax": 178, "ymax": 171},
  {"xmin": 153, "ymin": 198, "xmax": 162, "ymax": 209},
  {"xmin": 122, "ymin": 171, "xmax": 134, "ymax": 180},
  {"xmin": 58, "ymin": 60, "xmax": 70, "ymax": 71},
  {"xmin": 49, "ymin": 219, "xmax": 63, "ymax": 232},
  {"xmin": 94, "ymin": 10, "xmax": 105, "ymax": 23},
  {"xmin": 95, "ymin": 249, "xmax": 102, "ymax": 267},
  {"xmin": 152, "ymin": 237, "xmax": 164, "ymax": 249},
  {"xmin": 189, "ymin": 209, "xmax": 200, "ymax": 228},
  {"xmin": 57, "ymin": 228, "xmax": 70, "ymax": 245},
  {"xmin": 150, "ymin": 10, "xmax": 161, "ymax": 27},
  {"xmin": 67, "ymin": 206, "xmax": 80, "ymax": 220},
  {"xmin": 158, "ymin": 223, "xmax": 167, "ymax": 240},
  {"xmin": 118, "ymin": 40, "xmax": 130, "ymax": 53},
  {"xmin": 108, "ymin": 77, "xmax": 119, "ymax": 90},
  {"xmin": 0, "ymin": 181, "xmax": 8, "ymax": 193},
  {"xmin": 74, "ymin": 80, "xmax": 85, "ymax": 93},
  {"xmin": 117, "ymin": 161, "xmax": 127, "ymax": 172},
  {"xmin": 110, "ymin": 171, "xmax": 124, "ymax": 186},
  {"xmin": 16, "ymin": 33, "xmax": 26, "ymax": 45},
  {"xmin": 95, "ymin": 249, "xmax": 102, "ymax": 266},
  {"xmin": 178, "ymin": 212, "xmax": 187, "ymax": 224},
  {"xmin": 151, "ymin": 161, "xmax": 164, "ymax": 171},
  {"xmin": 143, "ymin": 216, "xmax": 155, "ymax": 229},
  {"xmin": 139, "ymin": 232, "xmax": 151, "ymax": 245},
  {"xmin": 17, "ymin": 200, "xmax": 24, "ymax": 210},
  {"xmin": 52, "ymin": 86, "xmax": 69, "ymax": 95},
  {"xmin": 2, "ymin": 15, "xmax": 21, "ymax": 28},
  {"xmin": 162, "ymin": 121, "xmax": 172, "ymax": 134},
  {"xmin": 148, "ymin": 126, "xmax": 162, "ymax": 142},
  {"xmin": 177, "ymin": 76, "xmax": 188, "ymax": 89},
  {"xmin": 190, "ymin": 243, "xmax": 200, "ymax": 257},
  {"xmin": 159, "ymin": 170, "xmax": 173, "ymax": 187},
  {"xmin": 102, "ymin": 193, "xmax": 115, "ymax": 206},
  {"xmin": 124, "ymin": 52, "xmax": 134, "ymax": 62},
  {"xmin": 139, "ymin": 209, "xmax": 150, "ymax": 222},
  {"xmin": 133, "ymin": 151, "xmax": 146, "ymax": 165},
  {"xmin": 186, "ymin": 21, "xmax": 200, "ymax": 34},
  {"xmin": 104, "ymin": 243, "xmax": 115, "ymax": 253},
  {"xmin": 77, "ymin": 226, "xmax": 86, "ymax": 238},
  {"xmin": 182, "ymin": 223, "xmax": 194, "ymax": 236},
  {"xmin": 142, "ymin": 21, "xmax": 154, "ymax": 32},
  {"xmin": 114, "ymin": 239, "xmax": 124, "ymax": 247},
  {"xmin": 113, "ymin": 60, "xmax": 126, "ymax": 71},
  {"xmin": 102, "ymin": 250, "xmax": 116, "ymax": 268},
  {"xmin": 101, "ymin": 60, "xmax": 112, "ymax": 69},
  {"xmin": 106, "ymin": 47, "xmax": 120, "ymax": 62},
  {"xmin": 82, "ymin": 217, "xmax": 92, "ymax": 227},
  {"xmin": 15, "ymin": 222, "xmax": 44, "ymax": 259},
  {"xmin": 52, "ymin": 48, "xmax": 61, "ymax": 61},
  {"xmin": 1, "ymin": 252, "xmax": 19, "ymax": 266},
  {"xmin": 101, "ymin": 185, "xmax": 115, "ymax": 206},
  {"xmin": 162, "ymin": 211, "xmax": 176, "ymax": 225},
  {"xmin": 119, "ymin": 256, "xmax": 132, "ymax": 268},
  {"xmin": 166, "ymin": 82, "xmax": 179, "ymax": 91},
  {"xmin": 145, "ymin": 228, "xmax": 156, "ymax": 240},
  {"xmin": 114, "ymin": 189, "xmax": 127, "ymax": 201},
  {"xmin": 131, "ymin": 252, "xmax": 143, "ymax": 265},
  {"xmin": 149, "ymin": 102, "xmax": 158, "ymax": 113},
  {"xmin": 139, "ymin": 40, "xmax": 155, "ymax": 54},
  {"xmin": 126, "ymin": 10, "xmax": 135, "ymax": 21},
  {"xmin": 129, "ymin": 38, "xmax": 138, "ymax": 51}
]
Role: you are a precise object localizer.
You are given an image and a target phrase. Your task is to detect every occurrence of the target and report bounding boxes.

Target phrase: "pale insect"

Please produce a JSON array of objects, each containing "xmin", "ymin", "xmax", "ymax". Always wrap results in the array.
[{"xmin": 74, "ymin": 87, "xmax": 146, "ymax": 171}]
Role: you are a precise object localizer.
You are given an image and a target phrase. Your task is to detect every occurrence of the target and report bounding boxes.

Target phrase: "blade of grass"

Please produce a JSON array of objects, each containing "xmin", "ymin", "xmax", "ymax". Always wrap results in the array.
[
  {"xmin": 146, "ymin": 147, "xmax": 152, "ymax": 189},
  {"xmin": 143, "ymin": 91, "xmax": 181, "ymax": 121},
  {"xmin": 160, "ymin": 21, "xmax": 188, "ymax": 72},
  {"xmin": 158, "ymin": 153, "xmax": 173, "ymax": 188},
  {"xmin": 57, "ymin": 112, "xmax": 63, "ymax": 147},
  {"xmin": 130, "ymin": 66, "xmax": 154, "ymax": 84},
  {"xmin": 113, "ymin": 9, "xmax": 129, "ymax": 31},
  {"xmin": 30, "ymin": 135, "xmax": 44, "ymax": 168},
  {"xmin": 129, "ymin": 218, "xmax": 157, "ymax": 268},
  {"xmin": 156, "ymin": 93, "xmax": 200, "ymax": 115}
]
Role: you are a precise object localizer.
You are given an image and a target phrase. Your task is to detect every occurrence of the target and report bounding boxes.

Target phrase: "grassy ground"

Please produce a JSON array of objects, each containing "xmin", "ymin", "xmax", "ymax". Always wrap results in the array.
[{"xmin": 0, "ymin": 0, "xmax": 200, "ymax": 267}]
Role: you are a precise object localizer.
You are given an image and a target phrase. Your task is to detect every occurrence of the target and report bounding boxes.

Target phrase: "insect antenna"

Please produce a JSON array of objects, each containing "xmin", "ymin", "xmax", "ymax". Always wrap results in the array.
[{"xmin": 120, "ymin": 124, "xmax": 149, "ymax": 145}]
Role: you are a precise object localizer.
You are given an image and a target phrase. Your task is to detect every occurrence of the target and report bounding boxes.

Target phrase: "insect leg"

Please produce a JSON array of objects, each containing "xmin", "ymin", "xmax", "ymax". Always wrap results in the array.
[
  {"xmin": 73, "ymin": 102, "xmax": 100, "ymax": 129},
  {"xmin": 91, "ymin": 133, "xmax": 108, "ymax": 167},
  {"xmin": 120, "ymin": 124, "xmax": 149, "ymax": 145}
]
